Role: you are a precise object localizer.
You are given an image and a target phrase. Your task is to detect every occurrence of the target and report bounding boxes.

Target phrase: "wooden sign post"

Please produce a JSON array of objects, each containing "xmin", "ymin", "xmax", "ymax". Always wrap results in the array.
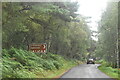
[{"xmin": 29, "ymin": 43, "xmax": 47, "ymax": 53}]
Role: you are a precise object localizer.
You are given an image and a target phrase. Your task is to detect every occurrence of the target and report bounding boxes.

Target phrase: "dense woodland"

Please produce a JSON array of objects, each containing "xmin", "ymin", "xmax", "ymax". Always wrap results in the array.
[
  {"xmin": 2, "ymin": 2, "xmax": 92, "ymax": 59},
  {"xmin": 95, "ymin": 2, "xmax": 118, "ymax": 68},
  {"xmin": 2, "ymin": 2, "xmax": 119, "ymax": 78},
  {"xmin": 2, "ymin": 2, "xmax": 92, "ymax": 78}
]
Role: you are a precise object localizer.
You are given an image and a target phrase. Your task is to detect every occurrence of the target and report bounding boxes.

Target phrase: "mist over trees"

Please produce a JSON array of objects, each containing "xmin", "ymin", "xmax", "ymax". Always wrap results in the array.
[
  {"xmin": 2, "ymin": 2, "xmax": 119, "ymax": 66},
  {"xmin": 2, "ymin": 2, "xmax": 120, "ymax": 78},
  {"xmin": 95, "ymin": 2, "xmax": 118, "ymax": 68}
]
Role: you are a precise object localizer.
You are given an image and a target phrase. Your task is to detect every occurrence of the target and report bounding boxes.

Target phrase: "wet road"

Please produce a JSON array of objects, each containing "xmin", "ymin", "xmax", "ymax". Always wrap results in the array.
[{"xmin": 59, "ymin": 64, "xmax": 116, "ymax": 80}]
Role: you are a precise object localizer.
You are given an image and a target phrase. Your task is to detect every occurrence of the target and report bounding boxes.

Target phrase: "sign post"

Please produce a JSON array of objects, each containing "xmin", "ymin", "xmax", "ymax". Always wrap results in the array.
[{"xmin": 29, "ymin": 43, "xmax": 47, "ymax": 53}]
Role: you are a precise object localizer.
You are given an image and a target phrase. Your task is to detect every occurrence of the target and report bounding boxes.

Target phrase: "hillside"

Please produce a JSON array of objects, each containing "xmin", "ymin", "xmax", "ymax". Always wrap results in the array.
[{"xmin": 2, "ymin": 48, "xmax": 79, "ymax": 78}]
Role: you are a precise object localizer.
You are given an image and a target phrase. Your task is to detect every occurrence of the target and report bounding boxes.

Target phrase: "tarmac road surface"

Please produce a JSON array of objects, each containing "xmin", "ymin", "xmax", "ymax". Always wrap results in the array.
[{"xmin": 58, "ymin": 64, "xmax": 116, "ymax": 80}]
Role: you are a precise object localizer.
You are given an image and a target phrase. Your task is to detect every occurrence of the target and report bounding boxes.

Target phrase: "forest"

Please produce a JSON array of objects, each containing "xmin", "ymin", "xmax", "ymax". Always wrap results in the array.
[{"xmin": 1, "ymin": 2, "xmax": 119, "ymax": 79}]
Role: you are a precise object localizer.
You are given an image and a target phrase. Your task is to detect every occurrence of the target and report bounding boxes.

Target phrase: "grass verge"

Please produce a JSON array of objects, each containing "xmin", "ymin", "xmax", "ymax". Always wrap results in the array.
[
  {"xmin": 2, "ymin": 48, "xmax": 82, "ymax": 78},
  {"xmin": 35, "ymin": 60, "xmax": 79, "ymax": 78},
  {"xmin": 98, "ymin": 65, "xmax": 119, "ymax": 80}
]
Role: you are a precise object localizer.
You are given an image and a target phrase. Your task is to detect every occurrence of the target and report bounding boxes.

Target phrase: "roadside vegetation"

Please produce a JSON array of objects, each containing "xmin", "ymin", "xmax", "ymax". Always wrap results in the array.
[
  {"xmin": 2, "ymin": 2, "xmax": 92, "ymax": 78},
  {"xmin": 99, "ymin": 66, "xmax": 119, "ymax": 79},
  {"xmin": 2, "ymin": 47, "xmax": 80, "ymax": 78},
  {"xmin": 2, "ymin": 1, "xmax": 120, "ymax": 79},
  {"xmin": 95, "ymin": 2, "xmax": 118, "ymax": 68},
  {"xmin": 97, "ymin": 60, "xmax": 119, "ymax": 79},
  {"xmin": 94, "ymin": 2, "xmax": 119, "ymax": 79}
]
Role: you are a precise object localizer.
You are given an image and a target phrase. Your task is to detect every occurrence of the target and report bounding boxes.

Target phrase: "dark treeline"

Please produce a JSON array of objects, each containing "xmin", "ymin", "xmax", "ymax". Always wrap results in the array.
[{"xmin": 2, "ymin": 2, "xmax": 92, "ymax": 60}]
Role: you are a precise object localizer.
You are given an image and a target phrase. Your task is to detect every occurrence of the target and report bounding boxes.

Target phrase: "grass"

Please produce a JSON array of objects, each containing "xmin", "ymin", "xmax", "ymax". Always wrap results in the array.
[
  {"xmin": 2, "ymin": 48, "xmax": 80, "ymax": 78},
  {"xmin": 34, "ymin": 60, "xmax": 82, "ymax": 78},
  {"xmin": 98, "ymin": 61, "xmax": 120, "ymax": 80},
  {"xmin": 47, "ymin": 60, "xmax": 82, "ymax": 78},
  {"xmin": 99, "ymin": 66, "xmax": 118, "ymax": 78},
  {"xmin": 34, "ymin": 60, "xmax": 79, "ymax": 78}
]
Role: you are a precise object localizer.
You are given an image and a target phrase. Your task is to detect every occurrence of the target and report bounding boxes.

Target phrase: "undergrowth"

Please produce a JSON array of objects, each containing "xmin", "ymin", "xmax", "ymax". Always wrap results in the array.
[
  {"xmin": 2, "ymin": 47, "xmax": 78, "ymax": 78},
  {"xmin": 98, "ymin": 60, "xmax": 119, "ymax": 79}
]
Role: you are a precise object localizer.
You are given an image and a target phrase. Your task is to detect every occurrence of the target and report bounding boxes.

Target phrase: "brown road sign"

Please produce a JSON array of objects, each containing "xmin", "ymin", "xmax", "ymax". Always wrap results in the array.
[{"xmin": 29, "ymin": 43, "xmax": 47, "ymax": 53}]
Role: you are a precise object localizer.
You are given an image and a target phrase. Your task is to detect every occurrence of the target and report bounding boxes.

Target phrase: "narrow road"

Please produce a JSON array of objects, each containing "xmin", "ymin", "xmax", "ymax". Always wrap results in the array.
[{"xmin": 59, "ymin": 64, "xmax": 115, "ymax": 80}]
